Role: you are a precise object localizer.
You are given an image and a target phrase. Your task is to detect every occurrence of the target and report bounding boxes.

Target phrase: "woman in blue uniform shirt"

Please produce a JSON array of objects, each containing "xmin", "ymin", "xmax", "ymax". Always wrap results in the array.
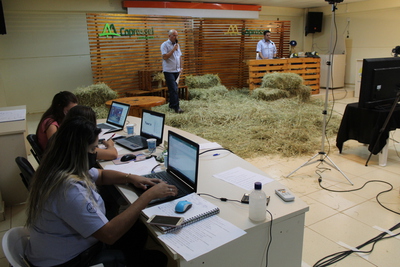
[{"xmin": 25, "ymin": 116, "xmax": 177, "ymax": 267}]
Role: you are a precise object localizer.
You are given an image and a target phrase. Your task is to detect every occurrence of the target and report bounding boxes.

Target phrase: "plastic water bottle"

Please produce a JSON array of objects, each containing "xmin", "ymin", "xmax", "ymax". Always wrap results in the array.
[{"xmin": 249, "ymin": 182, "xmax": 267, "ymax": 221}]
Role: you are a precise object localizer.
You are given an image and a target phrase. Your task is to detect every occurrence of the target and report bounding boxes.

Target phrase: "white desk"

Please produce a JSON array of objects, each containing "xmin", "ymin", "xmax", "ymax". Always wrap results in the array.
[{"xmin": 99, "ymin": 116, "xmax": 309, "ymax": 267}]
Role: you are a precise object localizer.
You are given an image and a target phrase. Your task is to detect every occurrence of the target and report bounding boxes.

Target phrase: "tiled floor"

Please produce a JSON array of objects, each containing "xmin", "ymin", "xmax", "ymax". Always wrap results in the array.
[{"xmin": 1, "ymin": 87, "xmax": 400, "ymax": 267}]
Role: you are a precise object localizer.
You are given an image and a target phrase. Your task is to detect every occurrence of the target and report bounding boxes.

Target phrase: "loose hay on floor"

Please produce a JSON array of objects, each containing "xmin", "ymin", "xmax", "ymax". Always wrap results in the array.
[{"xmin": 153, "ymin": 89, "xmax": 341, "ymax": 158}]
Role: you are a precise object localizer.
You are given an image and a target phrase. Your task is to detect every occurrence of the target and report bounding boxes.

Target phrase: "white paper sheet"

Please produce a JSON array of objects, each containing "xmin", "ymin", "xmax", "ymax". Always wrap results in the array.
[
  {"xmin": 213, "ymin": 167, "xmax": 274, "ymax": 191},
  {"xmin": 0, "ymin": 109, "xmax": 26, "ymax": 123},
  {"xmin": 158, "ymin": 215, "xmax": 246, "ymax": 261}
]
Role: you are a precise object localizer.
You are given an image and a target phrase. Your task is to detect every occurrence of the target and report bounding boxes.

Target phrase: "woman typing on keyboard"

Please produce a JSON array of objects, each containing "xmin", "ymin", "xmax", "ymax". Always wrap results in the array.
[{"xmin": 25, "ymin": 116, "xmax": 177, "ymax": 267}]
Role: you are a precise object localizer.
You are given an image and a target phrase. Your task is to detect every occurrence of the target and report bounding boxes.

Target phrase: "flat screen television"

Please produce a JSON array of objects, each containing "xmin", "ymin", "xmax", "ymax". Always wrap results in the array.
[{"xmin": 359, "ymin": 57, "xmax": 400, "ymax": 109}]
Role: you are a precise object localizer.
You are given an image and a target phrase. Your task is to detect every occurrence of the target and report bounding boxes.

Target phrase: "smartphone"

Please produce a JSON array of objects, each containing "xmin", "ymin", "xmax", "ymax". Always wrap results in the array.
[{"xmin": 147, "ymin": 215, "xmax": 184, "ymax": 227}]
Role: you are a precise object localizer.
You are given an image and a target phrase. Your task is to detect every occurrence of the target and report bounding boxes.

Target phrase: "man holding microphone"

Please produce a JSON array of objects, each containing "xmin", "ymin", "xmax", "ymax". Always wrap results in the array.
[{"xmin": 161, "ymin": 29, "xmax": 184, "ymax": 113}]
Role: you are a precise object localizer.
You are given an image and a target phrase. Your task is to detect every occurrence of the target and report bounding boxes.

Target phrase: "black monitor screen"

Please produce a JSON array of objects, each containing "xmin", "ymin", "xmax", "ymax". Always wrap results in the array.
[{"xmin": 359, "ymin": 57, "xmax": 400, "ymax": 109}]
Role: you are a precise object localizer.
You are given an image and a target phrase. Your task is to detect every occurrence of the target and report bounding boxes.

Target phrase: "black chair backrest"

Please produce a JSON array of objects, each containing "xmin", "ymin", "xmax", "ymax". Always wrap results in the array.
[
  {"xmin": 15, "ymin": 157, "xmax": 35, "ymax": 190},
  {"xmin": 26, "ymin": 134, "xmax": 43, "ymax": 164}
]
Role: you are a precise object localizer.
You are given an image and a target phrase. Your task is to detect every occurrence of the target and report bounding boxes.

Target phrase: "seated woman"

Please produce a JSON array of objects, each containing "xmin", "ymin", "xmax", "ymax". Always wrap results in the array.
[
  {"xmin": 25, "ymin": 116, "xmax": 177, "ymax": 267},
  {"xmin": 36, "ymin": 91, "xmax": 78, "ymax": 151},
  {"xmin": 65, "ymin": 105, "xmax": 118, "ymax": 161}
]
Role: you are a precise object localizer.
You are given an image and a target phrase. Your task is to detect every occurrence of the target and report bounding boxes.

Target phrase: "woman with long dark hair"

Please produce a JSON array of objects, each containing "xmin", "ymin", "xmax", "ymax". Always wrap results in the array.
[
  {"xmin": 26, "ymin": 116, "xmax": 176, "ymax": 266},
  {"xmin": 64, "ymin": 105, "xmax": 118, "ymax": 160},
  {"xmin": 36, "ymin": 91, "xmax": 78, "ymax": 150}
]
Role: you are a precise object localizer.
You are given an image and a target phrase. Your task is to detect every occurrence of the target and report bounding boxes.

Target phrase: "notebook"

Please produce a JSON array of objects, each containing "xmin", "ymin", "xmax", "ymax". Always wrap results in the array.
[
  {"xmin": 116, "ymin": 109, "xmax": 165, "ymax": 151},
  {"xmin": 142, "ymin": 193, "xmax": 220, "ymax": 233},
  {"xmin": 137, "ymin": 130, "xmax": 199, "ymax": 205},
  {"xmin": 97, "ymin": 101, "xmax": 130, "ymax": 133}
]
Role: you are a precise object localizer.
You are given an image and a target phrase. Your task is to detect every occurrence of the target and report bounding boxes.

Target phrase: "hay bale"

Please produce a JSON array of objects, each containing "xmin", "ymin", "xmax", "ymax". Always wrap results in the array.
[
  {"xmin": 261, "ymin": 72, "xmax": 303, "ymax": 95},
  {"xmin": 297, "ymin": 85, "xmax": 312, "ymax": 102},
  {"xmin": 185, "ymin": 74, "xmax": 221, "ymax": 89},
  {"xmin": 92, "ymin": 106, "xmax": 110, "ymax": 119},
  {"xmin": 252, "ymin": 88, "xmax": 289, "ymax": 101},
  {"xmin": 74, "ymin": 82, "xmax": 118, "ymax": 108},
  {"xmin": 259, "ymin": 72, "xmax": 311, "ymax": 101},
  {"xmin": 189, "ymin": 85, "xmax": 229, "ymax": 100}
]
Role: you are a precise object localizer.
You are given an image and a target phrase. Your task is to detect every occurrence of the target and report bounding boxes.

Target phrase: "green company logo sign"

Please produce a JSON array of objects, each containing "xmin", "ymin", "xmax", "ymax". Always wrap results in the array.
[
  {"xmin": 99, "ymin": 23, "xmax": 155, "ymax": 39},
  {"xmin": 224, "ymin": 25, "xmax": 265, "ymax": 37}
]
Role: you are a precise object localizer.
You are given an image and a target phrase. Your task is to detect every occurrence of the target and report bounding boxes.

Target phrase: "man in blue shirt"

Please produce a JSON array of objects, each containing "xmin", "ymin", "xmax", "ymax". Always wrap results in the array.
[
  {"xmin": 161, "ymin": 29, "xmax": 184, "ymax": 113},
  {"xmin": 256, "ymin": 30, "xmax": 277, "ymax": 59}
]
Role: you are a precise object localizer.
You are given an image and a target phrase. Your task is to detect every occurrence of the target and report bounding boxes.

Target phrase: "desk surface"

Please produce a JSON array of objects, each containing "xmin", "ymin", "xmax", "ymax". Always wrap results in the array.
[
  {"xmin": 336, "ymin": 102, "xmax": 400, "ymax": 154},
  {"xmin": 99, "ymin": 116, "xmax": 309, "ymax": 267}
]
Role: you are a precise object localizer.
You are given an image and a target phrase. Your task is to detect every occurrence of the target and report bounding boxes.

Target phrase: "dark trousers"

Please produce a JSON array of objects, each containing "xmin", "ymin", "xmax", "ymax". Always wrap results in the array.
[{"xmin": 163, "ymin": 72, "xmax": 180, "ymax": 110}]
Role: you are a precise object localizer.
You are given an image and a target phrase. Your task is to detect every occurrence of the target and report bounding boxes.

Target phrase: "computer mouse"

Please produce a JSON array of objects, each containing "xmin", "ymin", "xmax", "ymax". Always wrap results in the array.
[
  {"xmin": 120, "ymin": 154, "xmax": 136, "ymax": 162},
  {"xmin": 175, "ymin": 200, "xmax": 192, "ymax": 213}
]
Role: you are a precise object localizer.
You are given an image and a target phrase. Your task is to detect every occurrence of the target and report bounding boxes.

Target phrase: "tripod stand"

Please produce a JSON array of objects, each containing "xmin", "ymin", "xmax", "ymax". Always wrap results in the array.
[{"xmin": 286, "ymin": 1, "xmax": 353, "ymax": 185}]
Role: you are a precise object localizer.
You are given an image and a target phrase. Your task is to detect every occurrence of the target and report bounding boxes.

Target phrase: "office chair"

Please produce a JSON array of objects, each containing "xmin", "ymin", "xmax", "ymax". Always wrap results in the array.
[
  {"xmin": 26, "ymin": 134, "xmax": 43, "ymax": 164},
  {"xmin": 15, "ymin": 157, "xmax": 35, "ymax": 190},
  {"xmin": 2, "ymin": 227, "xmax": 104, "ymax": 267},
  {"xmin": 2, "ymin": 226, "xmax": 30, "ymax": 267}
]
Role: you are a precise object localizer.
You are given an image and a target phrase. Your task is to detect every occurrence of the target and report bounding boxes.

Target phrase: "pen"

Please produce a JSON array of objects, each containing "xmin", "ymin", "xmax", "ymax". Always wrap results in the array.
[
  {"xmin": 107, "ymin": 133, "xmax": 115, "ymax": 141},
  {"xmin": 266, "ymin": 196, "xmax": 270, "ymax": 206}
]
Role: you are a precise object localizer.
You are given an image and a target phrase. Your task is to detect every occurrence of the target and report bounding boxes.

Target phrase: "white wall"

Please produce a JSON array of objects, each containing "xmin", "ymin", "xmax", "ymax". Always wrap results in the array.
[
  {"xmin": 0, "ymin": 0, "xmax": 125, "ymax": 113},
  {"xmin": 259, "ymin": 6, "xmax": 305, "ymax": 53},
  {"xmin": 308, "ymin": 0, "xmax": 400, "ymax": 85}
]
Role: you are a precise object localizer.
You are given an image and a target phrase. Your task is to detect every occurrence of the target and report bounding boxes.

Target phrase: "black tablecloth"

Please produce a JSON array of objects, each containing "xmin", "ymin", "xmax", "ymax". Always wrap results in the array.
[{"xmin": 336, "ymin": 102, "xmax": 400, "ymax": 154}]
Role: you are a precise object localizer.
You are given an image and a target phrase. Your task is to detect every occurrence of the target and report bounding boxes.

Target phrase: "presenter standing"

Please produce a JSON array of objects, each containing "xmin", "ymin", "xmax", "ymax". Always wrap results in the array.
[
  {"xmin": 256, "ymin": 30, "xmax": 277, "ymax": 59},
  {"xmin": 161, "ymin": 29, "xmax": 184, "ymax": 113}
]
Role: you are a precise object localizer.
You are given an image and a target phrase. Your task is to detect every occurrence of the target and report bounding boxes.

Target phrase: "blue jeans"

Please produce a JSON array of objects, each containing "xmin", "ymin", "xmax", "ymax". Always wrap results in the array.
[{"xmin": 163, "ymin": 72, "xmax": 180, "ymax": 110}]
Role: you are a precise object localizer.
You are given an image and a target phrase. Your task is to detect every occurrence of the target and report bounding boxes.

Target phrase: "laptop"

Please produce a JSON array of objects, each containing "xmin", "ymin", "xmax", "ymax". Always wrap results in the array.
[
  {"xmin": 138, "ymin": 130, "xmax": 200, "ymax": 205},
  {"xmin": 97, "ymin": 101, "xmax": 130, "ymax": 133},
  {"xmin": 116, "ymin": 109, "xmax": 165, "ymax": 151}
]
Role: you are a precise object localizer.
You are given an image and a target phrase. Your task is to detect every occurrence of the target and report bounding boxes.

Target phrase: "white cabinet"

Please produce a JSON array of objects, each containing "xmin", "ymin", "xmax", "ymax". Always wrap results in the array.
[
  {"xmin": 0, "ymin": 106, "xmax": 29, "ymax": 206},
  {"xmin": 320, "ymin": 54, "xmax": 346, "ymax": 88}
]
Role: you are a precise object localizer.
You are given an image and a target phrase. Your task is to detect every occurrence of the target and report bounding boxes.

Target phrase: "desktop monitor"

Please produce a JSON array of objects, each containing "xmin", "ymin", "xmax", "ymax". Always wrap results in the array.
[{"xmin": 358, "ymin": 57, "xmax": 400, "ymax": 109}]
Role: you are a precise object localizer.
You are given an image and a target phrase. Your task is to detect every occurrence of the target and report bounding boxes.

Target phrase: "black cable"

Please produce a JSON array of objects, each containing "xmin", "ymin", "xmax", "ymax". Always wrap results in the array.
[
  {"xmin": 151, "ymin": 164, "xmax": 160, "ymax": 173},
  {"xmin": 264, "ymin": 209, "xmax": 273, "ymax": 267},
  {"xmin": 199, "ymin": 148, "xmax": 235, "ymax": 155},
  {"xmin": 197, "ymin": 193, "xmax": 241, "ymax": 203},
  {"xmin": 197, "ymin": 192, "xmax": 273, "ymax": 267},
  {"xmin": 316, "ymin": 170, "xmax": 399, "ymax": 215},
  {"xmin": 314, "ymin": 222, "xmax": 400, "ymax": 267}
]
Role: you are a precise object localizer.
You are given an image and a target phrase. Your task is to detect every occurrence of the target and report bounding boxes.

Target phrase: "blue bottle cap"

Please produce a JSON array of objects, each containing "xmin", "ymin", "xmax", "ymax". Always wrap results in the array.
[{"xmin": 254, "ymin": 182, "xmax": 262, "ymax": 190}]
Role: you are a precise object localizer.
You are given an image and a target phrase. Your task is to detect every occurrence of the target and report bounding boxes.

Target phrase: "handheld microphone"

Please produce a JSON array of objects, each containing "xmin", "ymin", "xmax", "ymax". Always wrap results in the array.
[{"xmin": 175, "ymin": 39, "xmax": 178, "ymax": 44}]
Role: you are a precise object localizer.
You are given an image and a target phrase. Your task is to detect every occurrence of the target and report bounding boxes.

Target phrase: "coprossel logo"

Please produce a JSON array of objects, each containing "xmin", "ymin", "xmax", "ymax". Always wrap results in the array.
[
  {"xmin": 99, "ymin": 23, "xmax": 121, "ymax": 38},
  {"xmin": 99, "ymin": 23, "xmax": 155, "ymax": 39}
]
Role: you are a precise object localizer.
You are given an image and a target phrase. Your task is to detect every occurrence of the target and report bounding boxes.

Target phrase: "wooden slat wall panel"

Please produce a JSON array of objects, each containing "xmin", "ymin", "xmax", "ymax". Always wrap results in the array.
[
  {"xmin": 247, "ymin": 58, "xmax": 321, "ymax": 94},
  {"xmin": 87, "ymin": 14, "xmax": 290, "ymax": 94},
  {"xmin": 192, "ymin": 19, "xmax": 291, "ymax": 88},
  {"xmin": 87, "ymin": 13, "xmax": 195, "ymax": 96}
]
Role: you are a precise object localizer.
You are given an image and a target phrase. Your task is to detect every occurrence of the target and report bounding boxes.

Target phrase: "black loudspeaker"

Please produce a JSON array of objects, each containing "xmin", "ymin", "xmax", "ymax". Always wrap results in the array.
[
  {"xmin": 0, "ymin": 0, "xmax": 6, "ymax": 35},
  {"xmin": 305, "ymin": 12, "xmax": 323, "ymax": 36}
]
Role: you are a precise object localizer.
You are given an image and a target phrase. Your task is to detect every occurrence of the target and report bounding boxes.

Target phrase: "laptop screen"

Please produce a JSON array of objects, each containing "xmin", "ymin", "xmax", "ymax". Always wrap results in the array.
[
  {"xmin": 168, "ymin": 131, "xmax": 199, "ymax": 189},
  {"xmin": 141, "ymin": 110, "xmax": 165, "ymax": 143},
  {"xmin": 108, "ymin": 101, "xmax": 130, "ymax": 127}
]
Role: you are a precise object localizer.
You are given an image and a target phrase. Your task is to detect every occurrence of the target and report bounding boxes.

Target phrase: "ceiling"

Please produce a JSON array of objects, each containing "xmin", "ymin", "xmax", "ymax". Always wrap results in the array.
[{"xmin": 174, "ymin": 0, "xmax": 367, "ymax": 9}]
